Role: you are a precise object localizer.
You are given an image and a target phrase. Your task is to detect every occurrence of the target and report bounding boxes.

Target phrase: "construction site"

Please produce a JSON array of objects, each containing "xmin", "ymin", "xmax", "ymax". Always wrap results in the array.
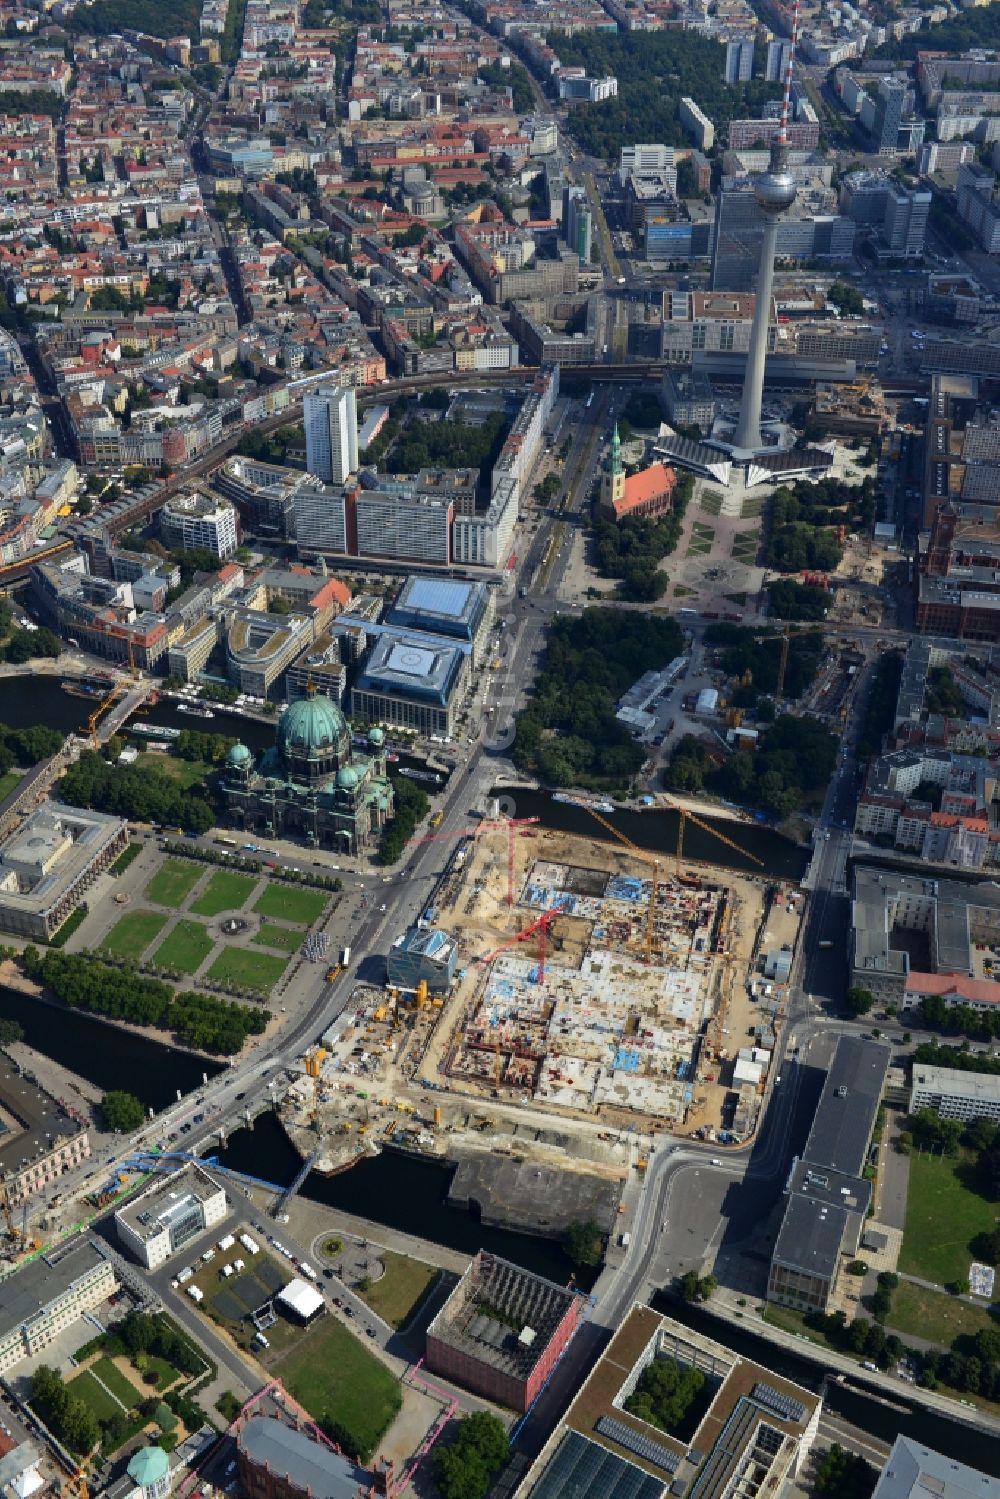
[{"xmin": 279, "ymin": 806, "xmax": 796, "ymax": 1203}]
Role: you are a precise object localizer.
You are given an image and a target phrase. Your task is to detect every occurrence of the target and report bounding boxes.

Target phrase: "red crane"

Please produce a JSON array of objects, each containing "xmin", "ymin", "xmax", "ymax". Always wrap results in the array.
[
  {"xmin": 477, "ymin": 908, "xmax": 557, "ymax": 984},
  {"xmin": 406, "ymin": 816, "xmax": 541, "ymax": 905}
]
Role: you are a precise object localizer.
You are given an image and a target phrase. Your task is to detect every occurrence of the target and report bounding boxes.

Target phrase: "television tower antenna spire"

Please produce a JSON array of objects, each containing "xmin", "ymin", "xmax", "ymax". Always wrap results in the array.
[{"xmin": 731, "ymin": 0, "xmax": 801, "ymax": 456}]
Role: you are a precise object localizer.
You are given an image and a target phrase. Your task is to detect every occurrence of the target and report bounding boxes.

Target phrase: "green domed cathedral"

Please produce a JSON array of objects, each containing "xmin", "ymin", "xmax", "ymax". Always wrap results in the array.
[{"xmin": 221, "ymin": 690, "xmax": 394, "ymax": 853}]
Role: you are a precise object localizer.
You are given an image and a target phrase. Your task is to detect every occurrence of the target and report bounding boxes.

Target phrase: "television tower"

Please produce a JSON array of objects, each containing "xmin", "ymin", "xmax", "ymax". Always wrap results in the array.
[{"xmin": 732, "ymin": 0, "xmax": 800, "ymax": 455}]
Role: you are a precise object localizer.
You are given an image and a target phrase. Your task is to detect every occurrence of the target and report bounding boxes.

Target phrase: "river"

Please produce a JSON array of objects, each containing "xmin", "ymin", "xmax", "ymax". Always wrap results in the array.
[
  {"xmin": 489, "ymin": 787, "xmax": 809, "ymax": 881},
  {"xmin": 0, "ymin": 985, "xmax": 224, "ymax": 1110},
  {"xmin": 214, "ymin": 1111, "xmax": 594, "ymax": 1288},
  {"xmin": 658, "ymin": 1297, "xmax": 1000, "ymax": 1476}
]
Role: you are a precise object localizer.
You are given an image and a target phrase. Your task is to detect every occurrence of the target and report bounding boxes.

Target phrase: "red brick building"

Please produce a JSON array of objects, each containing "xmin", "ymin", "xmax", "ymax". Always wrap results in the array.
[{"xmin": 426, "ymin": 1251, "xmax": 583, "ymax": 1412}]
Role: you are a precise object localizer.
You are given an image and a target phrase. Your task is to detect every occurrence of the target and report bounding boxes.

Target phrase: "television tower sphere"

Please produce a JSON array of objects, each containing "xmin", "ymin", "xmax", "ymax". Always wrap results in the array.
[{"xmin": 754, "ymin": 163, "xmax": 797, "ymax": 217}]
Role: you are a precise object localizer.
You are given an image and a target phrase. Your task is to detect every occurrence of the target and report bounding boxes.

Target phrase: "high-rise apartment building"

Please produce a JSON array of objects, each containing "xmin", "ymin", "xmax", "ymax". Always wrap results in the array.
[
  {"xmin": 870, "ymin": 78, "xmax": 924, "ymax": 156},
  {"xmin": 562, "ymin": 186, "xmax": 592, "ymax": 264},
  {"xmin": 725, "ymin": 38, "xmax": 754, "ymax": 84},
  {"xmin": 303, "ymin": 384, "xmax": 358, "ymax": 484},
  {"xmin": 882, "ymin": 185, "xmax": 930, "ymax": 257},
  {"xmin": 766, "ymin": 39, "xmax": 792, "ymax": 82}
]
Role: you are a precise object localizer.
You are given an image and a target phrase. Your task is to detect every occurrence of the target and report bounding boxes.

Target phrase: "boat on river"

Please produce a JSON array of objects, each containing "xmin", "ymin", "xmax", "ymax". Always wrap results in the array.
[{"xmin": 551, "ymin": 792, "xmax": 615, "ymax": 814}]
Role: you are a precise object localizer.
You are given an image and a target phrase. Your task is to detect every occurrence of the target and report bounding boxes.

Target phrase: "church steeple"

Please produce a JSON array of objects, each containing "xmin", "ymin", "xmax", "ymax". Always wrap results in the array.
[
  {"xmin": 610, "ymin": 423, "xmax": 623, "ymax": 475},
  {"xmin": 601, "ymin": 423, "xmax": 625, "ymax": 513}
]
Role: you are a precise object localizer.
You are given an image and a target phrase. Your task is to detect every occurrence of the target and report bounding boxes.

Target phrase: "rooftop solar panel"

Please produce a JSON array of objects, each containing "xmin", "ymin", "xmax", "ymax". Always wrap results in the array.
[
  {"xmin": 750, "ymin": 1383, "xmax": 806, "ymax": 1424},
  {"xmin": 597, "ymin": 1416, "xmax": 680, "ymax": 1474}
]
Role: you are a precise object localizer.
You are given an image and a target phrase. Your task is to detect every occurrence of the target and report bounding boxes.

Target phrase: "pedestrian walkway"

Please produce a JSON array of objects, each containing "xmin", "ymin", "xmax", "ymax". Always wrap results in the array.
[{"xmin": 710, "ymin": 1287, "xmax": 1000, "ymax": 1433}]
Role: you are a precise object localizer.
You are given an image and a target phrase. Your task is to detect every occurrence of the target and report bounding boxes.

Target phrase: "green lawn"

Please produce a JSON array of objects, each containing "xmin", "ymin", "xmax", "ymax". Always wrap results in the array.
[
  {"xmin": 899, "ymin": 1149, "xmax": 996, "ymax": 1286},
  {"xmin": 274, "ymin": 1316, "xmax": 401, "ymax": 1460},
  {"xmin": 741, "ymin": 493, "xmax": 765, "ymax": 519},
  {"xmin": 145, "ymin": 858, "xmax": 204, "ymax": 907},
  {"xmin": 92, "ymin": 1357, "xmax": 141, "ymax": 1408},
  {"xmin": 191, "ymin": 870, "xmax": 258, "ymax": 917},
  {"xmin": 252, "ymin": 922, "xmax": 303, "ymax": 955},
  {"xmin": 732, "ymin": 532, "xmax": 759, "ymax": 561},
  {"xmin": 67, "ymin": 1368, "xmax": 123, "ymax": 1423},
  {"xmin": 699, "ymin": 489, "xmax": 723, "ymax": 516},
  {"xmin": 99, "ymin": 909, "xmax": 168, "ymax": 959},
  {"xmin": 762, "ymin": 1305, "xmax": 818, "ymax": 1341},
  {"xmin": 253, "ymin": 884, "xmax": 327, "ymax": 926},
  {"xmin": 889, "ymin": 1281, "xmax": 998, "ymax": 1346},
  {"xmin": 0, "ymin": 770, "xmax": 22, "ymax": 802},
  {"xmin": 152, "ymin": 919, "xmax": 215, "ymax": 974},
  {"xmin": 111, "ymin": 843, "xmax": 142, "ymax": 876},
  {"xmin": 136, "ymin": 751, "xmax": 213, "ymax": 790},
  {"xmin": 356, "ymin": 1251, "xmax": 438, "ymax": 1330},
  {"xmin": 140, "ymin": 1354, "xmax": 179, "ymax": 1390},
  {"xmin": 206, "ymin": 946, "xmax": 287, "ymax": 992}
]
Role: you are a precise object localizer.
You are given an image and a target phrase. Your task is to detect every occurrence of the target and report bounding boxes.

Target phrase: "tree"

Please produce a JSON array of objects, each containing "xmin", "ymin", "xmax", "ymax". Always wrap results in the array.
[
  {"xmin": 434, "ymin": 1445, "xmax": 489, "ymax": 1499},
  {"xmin": 971, "ymin": 1227, "xmax": 1000, "ymax": 1265},
  {"xmin": 101, "ymin": 1090, "xmax": 146, "ymax": 1133},
  {"xmin": 767, "ymin": 580, "xmax": 829, "ymax": 622},
  {"xmin": 814, "ymin": 1443, "xmax": 877, "ymax": 1499},
  {"xmin": 846, "ymin": 987, "xmax": 875, "ymax": 1017},
  {"xmin": 828, "ymin": 282, "xmax": 865, "ymax": 316},
  {"xmin": 624, "ymin": 1355, "xmax": 707, "ymax": 1434},
  {"xmin": 565, "ymin": 1218, "xmax": 604, "ymax": 1267},
  {"xmin": 433, "ymin": 1413, "xmax": 509, "ymax": 1499},
  {"xmin": 679, "ymin": 1270, "xmax": 701, "ymax": 1302}
]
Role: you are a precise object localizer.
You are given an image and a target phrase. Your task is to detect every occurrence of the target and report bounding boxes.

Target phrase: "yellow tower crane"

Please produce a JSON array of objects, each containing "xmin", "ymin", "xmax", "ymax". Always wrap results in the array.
[
  {"xmin": 87, "ymin": 683, "xmax": 124, "ymax": 748},
  {"xmin": 670, "ymin": 799, "xmax": 765, "ymax": 873}
]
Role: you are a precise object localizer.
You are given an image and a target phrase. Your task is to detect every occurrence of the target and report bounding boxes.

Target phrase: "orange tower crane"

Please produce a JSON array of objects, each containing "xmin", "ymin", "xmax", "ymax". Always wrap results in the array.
[{"xmin": 667, "ymin": 799, "xmax": 765, "ymax": 873}]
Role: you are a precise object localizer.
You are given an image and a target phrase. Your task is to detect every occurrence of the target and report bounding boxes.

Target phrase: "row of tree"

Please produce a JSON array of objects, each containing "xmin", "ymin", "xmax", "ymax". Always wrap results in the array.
[
  {"xmin": 857, "ymin": 651, "xmax": 903, "ymax": 758},
  {"xmin": 378, "ymin": 775, "xmax": 431, "ymax": 865},
  {"xmin": 60, "ymin": 750, "xmax": 216, "ymax": 833},
  {"xmin": 0, "ymin": 722, "xmax": 64, "ymax": 775},
  {"xmin": 31, "ymin": 1366, "xmax": 100, "ymax": 1456},
  {"xmin": 513, "ymin": 609, "xmax": 684, "ymax": 789},
  {"xmin": 919, "ymin": 994, "xmax": 1000, "ymax": 1042},
  {"xmin": 22, "ymin": 950, "xmax": 268, "ymax": 1055}
]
